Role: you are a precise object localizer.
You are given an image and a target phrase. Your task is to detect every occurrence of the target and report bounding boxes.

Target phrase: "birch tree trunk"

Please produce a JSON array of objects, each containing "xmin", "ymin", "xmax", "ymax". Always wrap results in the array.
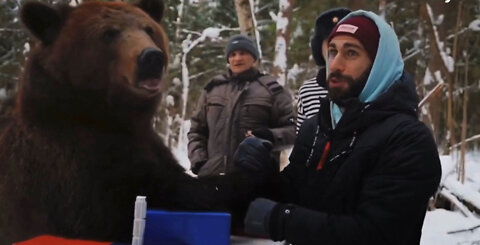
[
  {"xmin": 234, "ymin": 0, "xmax": 254, "ymax": 36},
  {"xmin": 378, "ymin": 0, "xmax": 387, "ymax": 19},
  {"xmin": 175, "ymin": 0, "xmax": 185, "ymax": 41},
  {"xmin": 272, "ymin": 0, "xmax": 295, "ymax": 86},
  {"xmin": 249, "ymin": 0, "xmax": 263, "ymax": 62},
  {"xmin": 234, "ymin": 0, "xmax": 263, "ymax": 66}
]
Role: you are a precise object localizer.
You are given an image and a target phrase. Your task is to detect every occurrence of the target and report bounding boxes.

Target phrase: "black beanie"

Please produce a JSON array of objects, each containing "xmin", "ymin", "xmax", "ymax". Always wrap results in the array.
[
  {"xmin": 225, "ymin": 34, "xmax": 259, "ymax": 63},
  {"xmin": 311, "ymin": 8, "xmax": 351, "ymax": 66}
]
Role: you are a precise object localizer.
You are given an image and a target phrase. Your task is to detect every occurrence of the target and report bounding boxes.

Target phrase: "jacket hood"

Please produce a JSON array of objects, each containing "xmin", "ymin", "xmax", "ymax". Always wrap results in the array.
[
  {"xmin": 343, "ymin": 10, "xmax": 405, "ymax": 103},
  {"xmin": 329, "ymin": 10, "xmax": 404, "ymax": 126}
]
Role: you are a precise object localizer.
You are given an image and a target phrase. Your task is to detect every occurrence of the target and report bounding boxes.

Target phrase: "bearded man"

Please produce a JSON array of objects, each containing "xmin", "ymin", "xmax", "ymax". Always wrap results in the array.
[{"xmin": 238, "ymin": 10, "xmax": 442, "ymax": 245}]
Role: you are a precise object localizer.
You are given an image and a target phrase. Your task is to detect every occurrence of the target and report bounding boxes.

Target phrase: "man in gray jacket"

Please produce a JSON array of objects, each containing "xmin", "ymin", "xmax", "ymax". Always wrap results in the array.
[{"xmin": 188, "ymin": 34, "xmax": 296, "ymax": 177}]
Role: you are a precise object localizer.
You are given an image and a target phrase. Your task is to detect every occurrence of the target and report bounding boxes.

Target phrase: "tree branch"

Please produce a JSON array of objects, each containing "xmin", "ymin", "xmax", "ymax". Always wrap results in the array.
[
  {"xmin": 450, "ymin": 134, "xmax": 480, "ymax": 150},
  {"xmin": 438, "ymin": 187, "xmax": 474, "ymax": 218},
  {"xmin": 447, "ymin": 224, "xmax": 480, "ymax": 234},
  {"xmin": 418, "ymin": 82, "xmax": 446, "ymax": 108}
]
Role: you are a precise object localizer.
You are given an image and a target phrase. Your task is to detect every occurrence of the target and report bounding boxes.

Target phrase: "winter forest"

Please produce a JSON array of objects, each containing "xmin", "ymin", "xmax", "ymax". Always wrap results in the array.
[{"xmin": 1, "ymin": 0, "xmax": 480, "ymax": 244}]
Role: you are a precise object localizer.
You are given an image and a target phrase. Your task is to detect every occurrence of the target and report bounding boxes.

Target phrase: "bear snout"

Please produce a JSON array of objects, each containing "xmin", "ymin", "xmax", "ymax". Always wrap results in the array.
[{"xmin": 136, "ymin": 47, "xmax": 165, "ymax": 92}]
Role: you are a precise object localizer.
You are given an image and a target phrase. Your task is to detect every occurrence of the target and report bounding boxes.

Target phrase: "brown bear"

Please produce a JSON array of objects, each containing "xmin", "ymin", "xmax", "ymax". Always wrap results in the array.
[{"xmin": 0, "ymin": 0, "xmax": 275, "ymax": 243}]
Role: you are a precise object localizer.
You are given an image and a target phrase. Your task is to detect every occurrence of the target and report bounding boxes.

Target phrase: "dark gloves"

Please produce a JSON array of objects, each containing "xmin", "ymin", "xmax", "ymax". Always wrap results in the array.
[
  {"xmin": 251, "ymin": 128, "xmax": 275, "ymax": 144},
  {"xmin": 244, "ymin": 198, "xmax": 276, "ymax": 236},
  {"xmin": 233, "ymin": 136, "xmax": 274, "ymax": 174},
  {"xmin": 244, "ymin": 198, "xmax": 295, "ymax": 241},
  {"xmin": 191, "ymin": 160, "xmax": 206, "ymax": 175}
]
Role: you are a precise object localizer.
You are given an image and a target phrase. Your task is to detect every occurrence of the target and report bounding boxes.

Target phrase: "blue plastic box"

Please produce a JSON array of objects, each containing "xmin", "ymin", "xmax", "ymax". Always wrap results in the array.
[{"xmin": 143, "ymin": 210, "xmax": 231, "ymax": 245}]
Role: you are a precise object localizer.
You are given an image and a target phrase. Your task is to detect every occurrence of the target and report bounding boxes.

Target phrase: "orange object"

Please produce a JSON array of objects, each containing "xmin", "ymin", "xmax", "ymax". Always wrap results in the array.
[
  {"xmin": 316, "ymin": 141, "xmax": 331, "ymax": 170},
  {"xmin": 14, "ymin": 235, "xmax": 111, "ymax": 245}
]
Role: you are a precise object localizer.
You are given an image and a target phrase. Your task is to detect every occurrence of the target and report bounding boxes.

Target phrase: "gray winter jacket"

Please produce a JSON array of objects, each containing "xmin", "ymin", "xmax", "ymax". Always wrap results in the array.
[{"xmin": 187, "ymin": 68, "xmax": 295, "ymax": 177}]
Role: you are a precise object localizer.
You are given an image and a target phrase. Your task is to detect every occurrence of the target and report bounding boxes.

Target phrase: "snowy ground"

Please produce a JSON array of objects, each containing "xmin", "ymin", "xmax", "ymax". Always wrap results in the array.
[
  {"xmin": 422, "ymin": 209, "xmax": 480, "ymax": 245},
  {"xmin": 421, "ymin": 152, "xmax": 480, "ymax": 245},
  {"xmin": 172, "ymin": 121, "xmax": 480, "ymax": 244}
]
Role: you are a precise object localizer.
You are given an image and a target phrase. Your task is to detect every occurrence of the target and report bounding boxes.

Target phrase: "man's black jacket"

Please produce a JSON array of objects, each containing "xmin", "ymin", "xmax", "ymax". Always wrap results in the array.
[{"xmin": 273, "ymin": 74, "xmax": 441, "ymax": 245}]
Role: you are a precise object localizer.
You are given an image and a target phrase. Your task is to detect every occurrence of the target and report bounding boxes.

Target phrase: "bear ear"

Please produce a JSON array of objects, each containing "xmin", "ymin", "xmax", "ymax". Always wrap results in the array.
[
  {"xmin": 20, "ymin": 1, "xmax": 63, "ymax": 45},
  {"xmin": 136, "ymin": 0, "xmax": 165, "ymax": 23}
]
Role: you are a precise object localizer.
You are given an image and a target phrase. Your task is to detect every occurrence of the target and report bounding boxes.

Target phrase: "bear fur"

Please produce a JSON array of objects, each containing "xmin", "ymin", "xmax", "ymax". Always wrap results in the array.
[{"xmin": 0, "ymin": 0, "xmax": 272, "ymax": 243}]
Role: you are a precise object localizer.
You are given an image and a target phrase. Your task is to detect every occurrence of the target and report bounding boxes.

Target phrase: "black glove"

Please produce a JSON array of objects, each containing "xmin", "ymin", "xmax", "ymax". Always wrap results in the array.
[
  {"xmin": 233, "ymin": 136, "xmax": 274, "ymax": 174},
  {"xmin": 191, "ymin": 160, "xmax": 206, "ymax": 175},
  {"xmin": 251, "ymin": 128, "xmax": 274, "ymax": 144},
  {"xmin": 244, "ymin": 198, "xmax": 295, "ymax": 241}
]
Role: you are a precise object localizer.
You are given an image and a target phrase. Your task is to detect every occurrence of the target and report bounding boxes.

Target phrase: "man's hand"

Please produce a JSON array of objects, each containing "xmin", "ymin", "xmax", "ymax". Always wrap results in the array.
[
  {"xmin": 249, "ymin": 128, "xmax": 275, "ymax": 144},
  {"xmin": 244, "ymin": 198, "xmax": 277, "ymax": 236},
  {"xmin": 233, "ymin": 136, "xmax": 274, "ymax": 173},
  {"xmin": 191, "ymin": 160, "xmax": 206, "ymax": 175},
  {"xmin": 244, "ymin": 198, "xmax": 295, "ymax": 241}
]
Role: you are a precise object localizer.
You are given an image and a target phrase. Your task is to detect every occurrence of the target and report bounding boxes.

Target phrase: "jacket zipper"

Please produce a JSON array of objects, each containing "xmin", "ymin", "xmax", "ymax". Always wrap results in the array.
[{"xmin": 224, "ymin": 81, "xmax": 250, "ymax": 174}]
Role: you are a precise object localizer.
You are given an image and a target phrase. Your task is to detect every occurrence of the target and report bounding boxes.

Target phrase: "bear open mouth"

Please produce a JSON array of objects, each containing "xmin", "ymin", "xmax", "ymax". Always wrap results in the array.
[
  {"xmin": 137, "ymin": 77, "xmax": 163, "ymax": 92},
  {"xmin": 136, "ymin": 48, "xmax": 165, "ymax": 93}
]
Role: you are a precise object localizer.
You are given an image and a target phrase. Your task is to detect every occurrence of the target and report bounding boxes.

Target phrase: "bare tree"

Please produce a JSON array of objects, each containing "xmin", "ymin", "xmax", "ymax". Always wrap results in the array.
[
  {"xmin": 234, "ymin": 0, "xmax": 254, "ymax": 36},
  {"xmin": 420, "ymin": 2, "xmax": 454, "ymax": 151},
  {"xmin": 448, "ymin": 0, "xmax": 464, "ymax": 155},
  {"xmin": 233, "ymin": 0, "xmax": 263, "ymax": 66},
  {"xmin": 458, "ymin": 51, "xmax": 469, "ymax": 184},
  {"xmin": 271, "ymin": 0, "xmax": 295, "ymax": 86}
]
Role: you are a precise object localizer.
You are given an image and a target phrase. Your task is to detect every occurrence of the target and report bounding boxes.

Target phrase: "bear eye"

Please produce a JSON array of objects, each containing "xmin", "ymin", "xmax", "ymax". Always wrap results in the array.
[
  {"xmin": 144, "ymin": 26, "xmax": 154, "ymax": 39},
  {"xmin": 102, "ymin": 28, "xmax": 120, "ymax": 43}
]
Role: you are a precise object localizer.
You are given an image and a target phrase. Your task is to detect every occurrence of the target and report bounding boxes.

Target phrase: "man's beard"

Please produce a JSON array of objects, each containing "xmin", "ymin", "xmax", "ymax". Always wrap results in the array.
[{"xmin": 327, "ymin": 67, "xmax": 371, "ymax": 104}]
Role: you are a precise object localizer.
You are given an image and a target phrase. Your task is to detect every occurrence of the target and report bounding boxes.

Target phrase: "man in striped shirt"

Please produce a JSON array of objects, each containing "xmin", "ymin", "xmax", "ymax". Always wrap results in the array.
[{"xmin": 296, "ymin": 8, "xmax": 351, "ymax": 133}]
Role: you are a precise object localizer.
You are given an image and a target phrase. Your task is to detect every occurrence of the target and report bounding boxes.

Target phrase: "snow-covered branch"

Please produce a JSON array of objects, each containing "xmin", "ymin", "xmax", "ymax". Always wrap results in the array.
[
  {"xmin": 426, "ymin": 4, "xmax": 454, "ymax": 73},
  {"xmin": 418, "ymin": 82, "xmax": 446, "ymax": 108},
  {"xmin": 183, "ymin": 27, "xmax": 239, "ymax": 54},
  {"xmin": 256, "ymin": 2, "xmax": 274, "ymax": 14},
  {"xmin": 468, "ymin": 19, "xmax": 480, "ymax": 31},
  {"xmin": 441, "ymin": 178, "xmax": 480, "ymax": 216},
  {"xmin": 450, "ymin": 135, "xmax": 480, "ymax": 150},
  {"xmin": 188, "ymin": 68, "xmax": 216, "ymax": 80},
  {"xmin": 180, "ymin": 29, "xmax": 202, "ymax": 37},
  {"xmin": 447, "ymin": 224, "xmax": 480, "ymax": 234},
  {"xmin": 438, "ymin": 153, "xmax": 480, "ymax": 217},
  {"xmin": 439, "ymin": 187, "xmax": 475, "ymax": 218}
]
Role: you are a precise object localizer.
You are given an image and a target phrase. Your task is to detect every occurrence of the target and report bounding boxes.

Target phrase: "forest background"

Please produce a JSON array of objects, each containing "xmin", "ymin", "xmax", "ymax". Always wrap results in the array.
[
  {"xmin": 1, "ymin": 0, "xmax": 479, "ymax": 155},
  {"xmin": 1, "ymin": 0, "xmax": 480, "ymax": 242}
]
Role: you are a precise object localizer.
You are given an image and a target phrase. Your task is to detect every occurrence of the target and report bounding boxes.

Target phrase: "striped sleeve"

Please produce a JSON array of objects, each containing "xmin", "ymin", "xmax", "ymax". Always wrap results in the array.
[{"xmin": 296, "ymin": 77, "xmax": 328, "ymax": 134}]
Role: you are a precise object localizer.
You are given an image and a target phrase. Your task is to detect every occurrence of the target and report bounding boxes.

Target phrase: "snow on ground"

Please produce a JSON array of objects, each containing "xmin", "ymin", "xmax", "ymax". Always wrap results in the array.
[
  {"xmin": 422, "ymin": 209, "xmax": 480, "ymax": 245},
  {"xmin": 422, "ymin": 152, "xmax": 480, "ymax": 245}
]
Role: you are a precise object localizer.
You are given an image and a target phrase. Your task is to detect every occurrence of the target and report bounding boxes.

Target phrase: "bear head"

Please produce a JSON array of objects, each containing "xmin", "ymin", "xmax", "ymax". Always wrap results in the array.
[{"xmin": 18, "ymin": 0, "xmax": 169, "ymax": 127}]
